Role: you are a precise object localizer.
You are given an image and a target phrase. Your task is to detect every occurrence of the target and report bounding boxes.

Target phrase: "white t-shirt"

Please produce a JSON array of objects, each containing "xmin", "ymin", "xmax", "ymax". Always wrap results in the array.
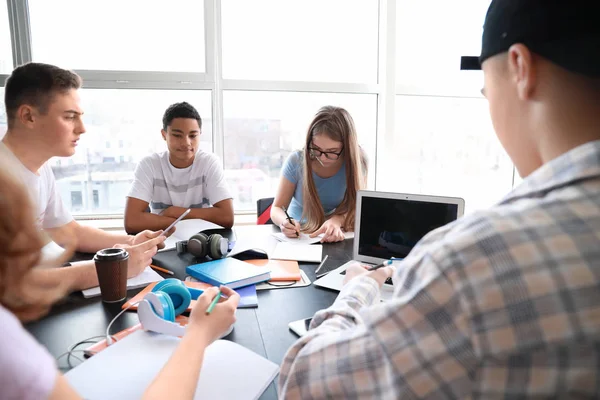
[
  {"xmin": 0, "ymin": 304, "xmax": 58, "ymax": 400},
  {"xmin": 0, "ymin": 142, "xmax": 73, "ymax": 229},
  {"xmin": 128, "ymin": 150, "xmax": 232, "ymax": 214}
]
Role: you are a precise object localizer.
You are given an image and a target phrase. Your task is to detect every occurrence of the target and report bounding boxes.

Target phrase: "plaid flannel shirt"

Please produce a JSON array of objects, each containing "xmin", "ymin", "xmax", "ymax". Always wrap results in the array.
[{"xmin": 278, "ymin": 140, "xmax": 600, "ymax": 399}]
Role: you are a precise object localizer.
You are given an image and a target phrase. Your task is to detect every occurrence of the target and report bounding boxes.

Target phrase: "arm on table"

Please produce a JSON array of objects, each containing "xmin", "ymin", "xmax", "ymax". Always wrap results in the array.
[{"xmin": 124, "ymin": 197, "xmax": 176, "ymax": 234}]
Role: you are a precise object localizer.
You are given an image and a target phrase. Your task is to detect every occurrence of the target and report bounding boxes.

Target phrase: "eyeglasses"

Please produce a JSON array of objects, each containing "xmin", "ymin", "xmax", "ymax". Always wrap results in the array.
[{"xmin": 309, "ymin": 147, "xmax": 344, "ymax": 160}]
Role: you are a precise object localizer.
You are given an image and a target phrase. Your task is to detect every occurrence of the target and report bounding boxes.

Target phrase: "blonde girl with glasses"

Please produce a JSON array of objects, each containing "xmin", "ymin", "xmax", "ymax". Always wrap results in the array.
[{"xmin": 271, "ymin": 106, "xmax": 368, "ymax": 243}]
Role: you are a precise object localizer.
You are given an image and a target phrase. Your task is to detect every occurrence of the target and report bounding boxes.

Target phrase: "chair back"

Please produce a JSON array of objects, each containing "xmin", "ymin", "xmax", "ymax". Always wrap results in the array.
[{"xmin": 256, "ymin": 197, "xmax": 274, "ymax": 225}]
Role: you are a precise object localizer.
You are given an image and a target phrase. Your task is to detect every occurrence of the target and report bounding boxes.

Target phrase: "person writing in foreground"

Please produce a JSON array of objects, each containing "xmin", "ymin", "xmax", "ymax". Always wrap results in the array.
[
  {"xmin": 0, "ymin": 166, "xmax": 239, "ymax": 399},
  {"xmin": 271, "ymin": 106, "xmax": 368, "ymax": 243},
  {"xmin": 1, "ymin": 62, "xmax": 166, "ymax": 291},
  {"xmin": 279, "ymin": 1, "xmax": 600, "ymax": 398}
]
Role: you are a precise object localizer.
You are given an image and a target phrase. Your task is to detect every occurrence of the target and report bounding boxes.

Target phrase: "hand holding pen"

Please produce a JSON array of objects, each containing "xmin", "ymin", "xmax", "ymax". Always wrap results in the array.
[
  {"xmin": 189, "ymin": 286, "xmax": 239, "ymax": 344},
  {"xmin": 281, "ymin": 206, "xmax": 300, "ymax": 238},
  {"xmin": 367, "ymin": 258, "xmax": 400, "ymax": 271}
]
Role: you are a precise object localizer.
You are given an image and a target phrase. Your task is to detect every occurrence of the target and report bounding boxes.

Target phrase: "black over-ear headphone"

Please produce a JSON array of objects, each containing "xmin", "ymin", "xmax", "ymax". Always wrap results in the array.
[{"xmin": 175, "ymin": 233, "xmax": 229, "ymax": 260}]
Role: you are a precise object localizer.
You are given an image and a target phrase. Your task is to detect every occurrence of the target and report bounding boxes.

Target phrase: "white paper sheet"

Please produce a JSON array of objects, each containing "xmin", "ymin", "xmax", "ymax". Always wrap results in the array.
[{"xmin": 271, "ymin": 242, "xmax": 323, "ymax": 263}]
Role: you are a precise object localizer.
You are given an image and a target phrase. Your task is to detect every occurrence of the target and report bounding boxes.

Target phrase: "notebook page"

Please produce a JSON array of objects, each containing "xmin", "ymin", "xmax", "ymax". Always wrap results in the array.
[
  {"xmin": 66, "ymin": 330, "xmax": 279, "ymax": 400},
  {"xmin": 271, "ymin": 242, "xmax": 323, "ymax": 263}
]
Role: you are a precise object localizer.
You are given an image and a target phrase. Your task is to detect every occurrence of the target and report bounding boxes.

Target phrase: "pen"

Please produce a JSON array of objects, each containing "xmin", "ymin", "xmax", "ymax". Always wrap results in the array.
[
  {"xmin": 150, "ymin": 264, "xmax": 175, "ymax": 276},
  {"xmin": 205, "ymin": 289, "xmax": 222, "ymax": 315},
  {"xmin": 281, "ymin": 206, "xmax": 300, "ymax": 237},
  {"xmin": 314, "ymin": 255, "xmax": 329, "ymax": 275},
  {"xmin": 367, "ymin": 259, "xmax": 397, "ymax": 271}
]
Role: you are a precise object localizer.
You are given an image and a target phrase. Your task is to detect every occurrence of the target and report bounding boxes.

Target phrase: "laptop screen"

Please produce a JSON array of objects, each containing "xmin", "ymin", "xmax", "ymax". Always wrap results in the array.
[{"xmin": 358, "ymin": 196, "xmax": 459, "ymax": 261}]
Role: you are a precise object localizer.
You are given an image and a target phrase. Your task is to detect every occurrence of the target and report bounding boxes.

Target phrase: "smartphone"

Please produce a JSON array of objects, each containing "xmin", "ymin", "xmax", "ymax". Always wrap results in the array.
[
  {"xmin": 288, "ymin": 317, "xmax": 312, "ymax": 337},
  {"xmin": 162, "ymin": 208, "xmax": 191, "ymax": 236}
]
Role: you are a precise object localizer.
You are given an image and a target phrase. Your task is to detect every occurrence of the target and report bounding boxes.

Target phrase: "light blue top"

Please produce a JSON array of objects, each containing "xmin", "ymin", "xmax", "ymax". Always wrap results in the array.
[{"xmin": 282, "ymin": 151, "xmax": 346, "ymax": 221}]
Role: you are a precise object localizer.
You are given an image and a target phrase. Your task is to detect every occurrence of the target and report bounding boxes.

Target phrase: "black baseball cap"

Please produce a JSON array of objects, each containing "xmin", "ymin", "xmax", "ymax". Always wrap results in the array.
[{"xmin": 460, "ymin": 0, "xmax": 600, "ymax": 77}]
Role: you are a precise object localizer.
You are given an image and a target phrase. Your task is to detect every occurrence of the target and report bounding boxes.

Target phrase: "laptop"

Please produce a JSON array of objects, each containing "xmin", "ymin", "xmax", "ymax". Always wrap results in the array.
[{"xmin": 313, "ymin": 190, "xmax": 465, "ymax": 301}]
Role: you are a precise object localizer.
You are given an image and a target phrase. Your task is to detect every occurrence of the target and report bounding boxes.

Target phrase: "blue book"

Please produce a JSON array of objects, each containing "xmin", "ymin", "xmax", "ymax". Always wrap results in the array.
[{"xmin": 186, "ymin": 258, "xmax": 271, "ymax": 289}]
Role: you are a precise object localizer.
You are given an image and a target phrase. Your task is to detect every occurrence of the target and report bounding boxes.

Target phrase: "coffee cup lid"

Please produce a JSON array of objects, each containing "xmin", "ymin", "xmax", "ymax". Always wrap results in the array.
[{"xmin": 94, "ymin": 248, "xmax": 129, "ymax": 261}]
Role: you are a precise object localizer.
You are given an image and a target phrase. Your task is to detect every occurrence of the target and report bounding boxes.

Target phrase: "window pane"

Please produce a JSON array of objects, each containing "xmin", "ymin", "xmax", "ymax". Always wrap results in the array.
[
  {"xmin": 49, "ymin": 90, "xmax": 212, "ymax": 216},
  {"xmin": 29, "ymin": 0, "xmax": 205, "ymax": 72},
  {"xmin": 0, "ymin": 1, "xmax": 12, "ymax": 73},
  {"xmin": 378, "ymin": 96, "xmax": 514, "ymax": 213},
  {"xmin": 223, "ymin": 91, "xmax": 377, "ymax": 211},
  {"xmin": 222, "ymin": 0, "xmax": 378, "ymax": 83},
  {"xmin": 396, "ymin": 0, "xmax": 491, "ymax": 95},
  {"xmin": 0, "ymin": 88, "xmax": 6, "ymax": 136}
]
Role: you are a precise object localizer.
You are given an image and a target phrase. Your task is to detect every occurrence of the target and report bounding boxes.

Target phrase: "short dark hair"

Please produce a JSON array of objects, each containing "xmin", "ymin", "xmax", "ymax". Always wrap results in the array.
[
  {"xmin": 4, "ymin": 63, "xmax": 82, "ymax": 128},
  {"xmin": 162, "ymin": 102, "xmax": 202, "ymax": 131}
]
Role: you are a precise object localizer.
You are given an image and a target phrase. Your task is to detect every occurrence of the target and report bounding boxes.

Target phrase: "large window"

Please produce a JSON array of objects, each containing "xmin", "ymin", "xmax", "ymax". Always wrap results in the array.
[
  {"xmin": 388, "ymin": 0, "xmax": 511, "ymax": 213},
  {"xmin": 396, "ymin": 0, "xmax": 490, "ymax": 96},
  {"xmin": 381, "ymin": 96, "xmax": 513, "ymax": 212},
  {"xmin": 221, "ymin": 0, "xmax": 378, "ymax": 83},
  {"xmin": 29, "ymin": 0, "xmax": 206, "ymax": 72},
  {"xmin": 223, "ymin": 91, "xmax": 377, "ymax": 210},
  {"xmin": 0, "ymin": 1, "xmax": 11, "ymax": 73}
]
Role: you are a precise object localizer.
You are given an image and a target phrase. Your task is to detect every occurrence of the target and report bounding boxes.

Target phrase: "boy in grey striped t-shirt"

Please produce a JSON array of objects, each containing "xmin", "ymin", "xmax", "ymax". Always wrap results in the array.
[{"xmin": 125, "ymin": 102, "xmax": 233, "ymax": 233}]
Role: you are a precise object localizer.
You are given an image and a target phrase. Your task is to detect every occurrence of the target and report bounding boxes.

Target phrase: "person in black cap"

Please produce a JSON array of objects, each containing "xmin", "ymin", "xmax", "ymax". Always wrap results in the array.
[{"xmin": 279, "ymin": 1, "xmax": 600, "ymax": 398}]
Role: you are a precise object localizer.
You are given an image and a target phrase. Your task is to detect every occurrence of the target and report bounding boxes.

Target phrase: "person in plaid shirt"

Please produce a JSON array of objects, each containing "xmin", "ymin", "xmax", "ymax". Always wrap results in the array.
[{"xmin": 278, "ymin": 1, "xmax": 600, "ymax": 398}]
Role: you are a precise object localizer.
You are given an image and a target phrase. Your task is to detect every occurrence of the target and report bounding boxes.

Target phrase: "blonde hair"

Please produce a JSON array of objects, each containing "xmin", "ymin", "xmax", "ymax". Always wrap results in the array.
[
  {"xmin": 301, "ymin": 106, "xmax": 367, "ymax": 233},
  {"xmin": 0, "ymin": 164, "xmax": 74, "ymax": 322}
]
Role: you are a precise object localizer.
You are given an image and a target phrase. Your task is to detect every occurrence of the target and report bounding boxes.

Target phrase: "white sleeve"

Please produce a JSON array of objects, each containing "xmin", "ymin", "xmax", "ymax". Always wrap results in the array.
[
  {"xmin": 204, "ymin": 156, "xmax": 232, "ymax": 205},
  {"xmin": 127, "ymin": 158, "xmax": 154, "ymax": 204},
  {"xmin": 41, "ymin": 165, "xmax": 73, "ymax": 229}
]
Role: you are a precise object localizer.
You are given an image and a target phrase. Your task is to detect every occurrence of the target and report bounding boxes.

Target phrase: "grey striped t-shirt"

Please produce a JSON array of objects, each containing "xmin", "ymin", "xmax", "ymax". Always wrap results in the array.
[{"xmin": 127, "ymin": 150, "xmax": 232, "ymax": 214}]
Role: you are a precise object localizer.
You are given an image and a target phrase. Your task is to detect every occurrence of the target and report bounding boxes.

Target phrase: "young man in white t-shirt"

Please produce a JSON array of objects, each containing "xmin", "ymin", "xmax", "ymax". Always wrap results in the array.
[
  {"xmin": 1, "ymin": 62, "xmax": 166, "ymax": 291},
  {"xmin": 124, "ymin": 102, "xmax": 234, "ymax": 233}
]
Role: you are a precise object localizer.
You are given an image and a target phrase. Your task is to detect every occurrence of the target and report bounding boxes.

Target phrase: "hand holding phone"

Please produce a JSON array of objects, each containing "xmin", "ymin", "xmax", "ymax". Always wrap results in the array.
[{"xmin": 162, "ymin": 208, "xmax": 191, "ymax": 236}]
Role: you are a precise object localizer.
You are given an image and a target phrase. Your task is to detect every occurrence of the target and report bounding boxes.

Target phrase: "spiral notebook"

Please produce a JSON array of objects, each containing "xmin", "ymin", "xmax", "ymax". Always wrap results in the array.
[{"xmin": 66, "ymin": 330, "xmax": 279, "ymax": 400}]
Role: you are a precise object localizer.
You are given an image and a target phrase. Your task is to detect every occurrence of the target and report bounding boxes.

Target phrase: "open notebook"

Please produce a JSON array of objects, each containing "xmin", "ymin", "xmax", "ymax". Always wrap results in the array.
[{"xmin": 65, "ymin": 330, "xmax": 279, "ymax": 400}]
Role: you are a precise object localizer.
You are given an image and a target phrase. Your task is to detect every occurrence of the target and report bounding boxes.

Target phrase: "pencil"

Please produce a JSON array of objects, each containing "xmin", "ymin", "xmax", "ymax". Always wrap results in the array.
[
  {"xmin": 206, "ymin": 290, "xmax": 222, "ymax": 315},
  {"xmin": 150, "ymin": 264, "xmax": 175, "ymax": 276},
  {"xmin": 281, "ymin": 206, "xmax": 300, "ymax": 237}
]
